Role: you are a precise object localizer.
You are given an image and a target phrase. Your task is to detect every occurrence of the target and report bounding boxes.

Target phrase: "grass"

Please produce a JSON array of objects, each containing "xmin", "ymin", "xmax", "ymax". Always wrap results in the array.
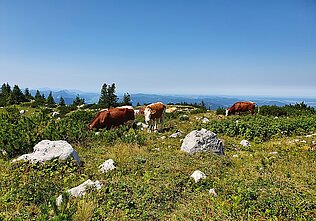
[{"xmin": 0, "ymin": 106, "xmax": 315, "ymax": 220}]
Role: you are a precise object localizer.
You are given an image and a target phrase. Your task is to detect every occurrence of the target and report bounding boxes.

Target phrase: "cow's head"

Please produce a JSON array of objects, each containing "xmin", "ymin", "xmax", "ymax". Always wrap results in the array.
[
  {"xmin": 225, "ymin": 108, "xmax": 230, "ymax": 116},
  {"xmin": 144, "ymin": 107, "xmax": 156, "ymax": 124}
]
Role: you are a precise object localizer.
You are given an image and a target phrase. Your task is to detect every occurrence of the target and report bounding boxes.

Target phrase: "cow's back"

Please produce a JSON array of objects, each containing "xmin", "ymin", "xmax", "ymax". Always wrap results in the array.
[
  {"xmin": 108, "ymin": 108, "xmax": 135, "ymax": 127},
  {"xmin": 147, "ymin": 102, "xmax": 166, "ymax": 119},
  {"xmin": 231, "ymin": 101, "xmax": 255, "ymax": 113}
]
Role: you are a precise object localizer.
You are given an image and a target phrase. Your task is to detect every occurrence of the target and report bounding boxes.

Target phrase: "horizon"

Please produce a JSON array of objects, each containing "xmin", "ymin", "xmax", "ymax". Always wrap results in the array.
[
  {"xmin": 1, "ymin": 1, "xmax": 316, "ymax": 97},
  {"xmin": 23, "ymin": 86, "xmax": 316, "ymax": 100}
]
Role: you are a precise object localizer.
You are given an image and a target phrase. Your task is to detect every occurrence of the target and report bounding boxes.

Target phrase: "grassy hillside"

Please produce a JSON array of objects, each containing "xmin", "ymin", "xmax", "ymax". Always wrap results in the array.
[{"xmin": 0, "ymin": 105, "xmax": 315, "ymax": 220}]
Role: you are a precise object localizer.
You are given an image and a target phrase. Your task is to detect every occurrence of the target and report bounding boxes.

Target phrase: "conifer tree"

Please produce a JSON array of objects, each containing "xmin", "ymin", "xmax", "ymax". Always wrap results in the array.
[
  {"xmin": 46, "ymin": 91, "xmax": 55, "ymax": 106},
  {"xmin": 98, "ymin": 83, "xmax": 118, "ymax": 108},
  {"xmin": 59, "ymin": 96, "xmax": 65, "ymax": 106},
  {"xmin": 34, "ymin": 90, "xmax": 45, "ymax": 105},
  {"xmin": 24, "ymin": 88, "xmax": 33, "ymax": 101},
  {"xmin": 10, "ymin": 85, "xmax": 26, "ymax": 104},
  {"xmin": 108, "ymin": 83, "xmax": 118, "ymax": 107},
  {"xmin": 122, "ymin": 93, "xmax": 132, "ymax": 106},
  {"xmin": 98, "ymin": 83, "xmax": 108, "ymax": 107},
  {"xmin": 0, "ymin": 83, "xmax": 11, "ymax": 106},
  {"xmin": 73, "ymin": 94, "xmax": 85, "ymax": 106}
]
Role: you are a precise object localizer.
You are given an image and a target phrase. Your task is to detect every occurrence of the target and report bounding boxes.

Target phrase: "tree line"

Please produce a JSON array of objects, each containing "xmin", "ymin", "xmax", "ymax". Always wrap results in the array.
[{"xmin": 0, "ymin": 82, "xmax": 131, "ymax": 108}]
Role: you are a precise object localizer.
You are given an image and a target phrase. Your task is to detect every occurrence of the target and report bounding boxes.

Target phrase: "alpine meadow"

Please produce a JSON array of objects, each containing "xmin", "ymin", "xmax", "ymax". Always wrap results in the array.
[
  {"xmin": 1, "ymin": 0, "xmax": 316, "ymax": 220},
  {"xmin": 0, "ymin": 82, "xmax": 315, "ymax": 220}
]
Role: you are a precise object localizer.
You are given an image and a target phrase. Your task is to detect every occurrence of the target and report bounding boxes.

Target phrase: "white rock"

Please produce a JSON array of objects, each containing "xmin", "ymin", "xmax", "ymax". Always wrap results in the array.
[
  {"xmin": 269, "ymin": 151, "xmax": 278, "ymax": 155},
  {"xmin": 190, "ymin": 170, "xmax": 206, "ymax": 183},
  {"xmin": 209, "ymin": 188, "xmax": 217, "ymax": 196},
  {"xmin": 300, "ymin": 140, "xmax": 307, "ymax": 143},
  {"xmin": 13, "ymin": 140, "xmax": 81, "ymax": 165},
  {"xmin": 52, "ymin": 111, "xmax": 60, "ymax": 117},
  {"xmin": 99, "ymin": 159, "xmax": 116, "ymax": 173},
  {"xmin": 181, "ymin": 128, "xmax": 224, "ymax": 155},
  {"xmin": 240, "ymin": 140, "xmax": 251, "ymax": 147},
  {"xmin": 95, "ymin": 132, "xmax": 100, "ymax": 135},
  {"xmin": 201, "ymin": 118, "xmax": 209, "ymax": 123},
  {"xmin": 232, "ymin": 154, "xmax": 238, "ymax": 158},
  {"xmin": 305, "ymin": 135, "xmax": 313, "ymax": 138},
  {"xmin": 56, "ymin": 179, "xmax": 102, "ymax": 206},
  {"xmin": 19, "ymin": 110, "xmax": 25, "ymax": 114},
  {"xmin": 170, "ymin": 130, "xmax": 182, "ymax": 138}
]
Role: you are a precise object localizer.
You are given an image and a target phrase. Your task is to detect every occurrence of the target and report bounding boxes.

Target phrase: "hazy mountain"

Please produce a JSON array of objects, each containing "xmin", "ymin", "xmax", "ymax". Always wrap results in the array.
[{"xmin": 29, "ymin": 89, "xmax": 316, "ymax": 109}]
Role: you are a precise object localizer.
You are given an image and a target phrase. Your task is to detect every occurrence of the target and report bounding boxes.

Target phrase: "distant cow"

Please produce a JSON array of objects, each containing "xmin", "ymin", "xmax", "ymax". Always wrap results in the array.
[
  {"xmin": 144, "ymin": 102, "xmax": 166, "ymax": 132},
  {"xmin": 88, "ymin": 108, "xmax": 135, "ymax": 130},
  {"xmin": 226, "ymin": 101, "xmax": 257, "ymax": 116}
]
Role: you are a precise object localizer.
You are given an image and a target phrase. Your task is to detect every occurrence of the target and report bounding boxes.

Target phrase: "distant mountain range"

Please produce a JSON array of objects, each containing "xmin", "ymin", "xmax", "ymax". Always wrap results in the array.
[{"xmin": 30, "ymin": 89, "xmax": 316, "ymax": 110}]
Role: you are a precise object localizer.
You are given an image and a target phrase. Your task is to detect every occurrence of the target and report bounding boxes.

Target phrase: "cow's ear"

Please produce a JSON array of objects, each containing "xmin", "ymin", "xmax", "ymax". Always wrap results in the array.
[{"xmin": 151, "ymin": 109, "xmax": 156, "ymax": 115}]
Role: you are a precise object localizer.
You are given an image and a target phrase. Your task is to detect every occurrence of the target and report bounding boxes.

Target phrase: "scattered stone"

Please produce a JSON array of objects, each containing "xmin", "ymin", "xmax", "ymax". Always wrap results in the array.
[
  {"xmin": 136, "ymin": 122, "xmax": 148, "ymax": 130},
  {"xmin": 0, "ymin": 149, "xmax": 7, "ymax": 156},
  {"xmin": 19, "ymin": 110, "xmax": 25, "ymax": 114},
  {"xmin": 209, "ymin": 188, "xmax": 217, "ymax": 196},
  {"xmin": 190, "ymin": 170, "xmax": 206, "ymax": 183},
  {"xmin": 240, "ymin": 140, "xmax": 251, "ymax": 147},
  {"xmin": 13, "ymin": 140, "xmax": 81, "ymax": 165},
  {"xmin": 170, "ymin": 130, "xmax": 182, "ymax": 138},
  {"xmin": 99, "ymin": 159, "xmax": 116, "ymax": 173},
  {"xmin": 160, "ymin": 136, "xmax": 166, "ymax": 140},
  {"xmin": 56, "ymin": 179, "xmax": 102, "ymax": 206},
  {"xmin": 52, "ymin": 111, "xmax": 60, "ymax": 117},
  {"xmin": 269, "ymin": 151, "xmax": 278, "ymax": 155},
  {"xmin": 181, "ymin": 128, "xmax": 224, "ymax": 155},
  {"xmin": 201, "ymin": 118, "xmax": 209, "ymax": 123},
  {"xmin": 180, "ymin": 115, "xmax": 189, "ymax": 121}
]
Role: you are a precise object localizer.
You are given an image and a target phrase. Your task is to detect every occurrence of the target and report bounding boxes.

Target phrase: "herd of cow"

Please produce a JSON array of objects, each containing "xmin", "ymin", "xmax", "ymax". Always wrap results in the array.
[{"xmin": 87, "ymin": 101, "xmax": 257, "ymax": 131}]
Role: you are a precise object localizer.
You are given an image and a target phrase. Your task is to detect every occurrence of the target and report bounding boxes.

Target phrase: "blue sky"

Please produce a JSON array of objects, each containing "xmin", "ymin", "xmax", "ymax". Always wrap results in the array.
[{"xmin": 1, "ymin": 0, "xmax": 315, "ymax": 96}]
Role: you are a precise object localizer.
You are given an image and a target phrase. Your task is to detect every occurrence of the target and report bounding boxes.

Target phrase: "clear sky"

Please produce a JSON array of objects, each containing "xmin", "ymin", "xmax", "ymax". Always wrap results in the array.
[{"xmin": 1, "ymin": 0, "xmax": 315, "ymax": 97}]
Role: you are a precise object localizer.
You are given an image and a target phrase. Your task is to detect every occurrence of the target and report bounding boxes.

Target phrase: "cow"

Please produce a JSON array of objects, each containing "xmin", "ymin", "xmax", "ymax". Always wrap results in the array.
[
  {"xmin": 144, "ymin": 102, "xmax": 166, "ymax": 132},
  {"xmin": 226, "ymin": 101, "xmax": 257, "ymax": 116},
  {"xmin": 88, "ymin": 107, "xmax": 135, "ymax": 130}
]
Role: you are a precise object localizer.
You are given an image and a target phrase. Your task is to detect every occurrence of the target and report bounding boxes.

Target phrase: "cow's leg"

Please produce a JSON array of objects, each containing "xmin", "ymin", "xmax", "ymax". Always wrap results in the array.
[{"xmin": 154, "ymin": 120, "xmax": 158, "ymax": 132}]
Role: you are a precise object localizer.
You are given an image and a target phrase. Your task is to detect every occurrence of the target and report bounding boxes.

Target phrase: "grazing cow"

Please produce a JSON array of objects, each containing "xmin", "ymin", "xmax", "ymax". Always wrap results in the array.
[
  {"xmin": 88, "ymin": 108, "xmax": 135, "ymax": 130},
  {"xmin": 226, "ymin": 101, "xmax": 257, "ymax": 116},
  {"xmin": 144, "ymin": 102, "xmax": 166, "ymax": 132}
]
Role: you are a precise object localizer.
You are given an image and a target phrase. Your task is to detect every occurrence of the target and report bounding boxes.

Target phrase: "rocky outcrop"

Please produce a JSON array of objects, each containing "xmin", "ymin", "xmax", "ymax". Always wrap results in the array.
[
  {"xmin": 56, "ymin": 179, "xmax": 102, "ymax": 206},
  {"xmin": 99, "ymin": 159, "xmax": 116, "ymax": 173},
  {"xmin": 181, "ymin": 128, "xmax": 224, "ymax": 155},
  {"xmin": 13, "ymin": 140, "xmax": 81, "ymax": 165}
]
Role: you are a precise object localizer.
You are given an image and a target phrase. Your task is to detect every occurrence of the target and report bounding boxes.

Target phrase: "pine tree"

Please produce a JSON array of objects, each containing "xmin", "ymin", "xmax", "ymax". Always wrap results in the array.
[
  {"xmin": 108, "ymin": 83, "xmax": 118, "ymax": 107},
  {"xmin": 10, "ymin": 85, "xmax": 26, "ymax": 104},
  {"xmin": 34, "ymin": 90, "xmax": 45, "ymax": 105},
  {"xmin": 59, "ymin": 96, "xmax": 65, "ymax": 106},
  {"xmin": 0, "ymin": 83, "xmax": 11, "ymax": 106},
  {"xmin": 24, "ymin": 88, "xmax": 33, "ymax": 101},
  {"xmin": 98, "ymin": 83, "xmax": 118, "ymax": 108},
  {"xmin": 136, "ymin": 102, "xmax": 141, "ymax": 106},
  {"xmin": 46, "ymin": 91, "xmax": 56, "ymax": 106},
  {"xmin": 98, "ymin": 83, "xmax": 108, "ymax": 107},
  {"xmin": 122, "ymin": 93, "xmax": 132, "ymax": 106},
  {"xmin": 73, "ymin": 94, "xmax": 85, "ymax": 106}
]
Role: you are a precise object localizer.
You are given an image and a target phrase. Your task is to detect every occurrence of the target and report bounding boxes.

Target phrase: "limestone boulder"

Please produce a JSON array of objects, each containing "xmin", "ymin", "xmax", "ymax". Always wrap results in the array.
[
  {"xmin": 13, "ymin": 140, "xmax": 81, "ymax": 165},
  {"xmin": 181, "ymin": 128, "xmax": 224, "ymax": 155}
]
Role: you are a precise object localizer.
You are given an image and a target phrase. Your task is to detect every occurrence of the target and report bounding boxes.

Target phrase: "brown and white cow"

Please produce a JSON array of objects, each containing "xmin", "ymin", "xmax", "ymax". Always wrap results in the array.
[
  {"xmin": 226, "ymin": 101, "xmax": 257, "ymax": 116},
  {"xmin": 144, "ymin": 102, "xmax": 166, "ymax": 132},
  {"xmin": 88, "ymin": 107, "xmax": 135, "ymax": 130}
]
